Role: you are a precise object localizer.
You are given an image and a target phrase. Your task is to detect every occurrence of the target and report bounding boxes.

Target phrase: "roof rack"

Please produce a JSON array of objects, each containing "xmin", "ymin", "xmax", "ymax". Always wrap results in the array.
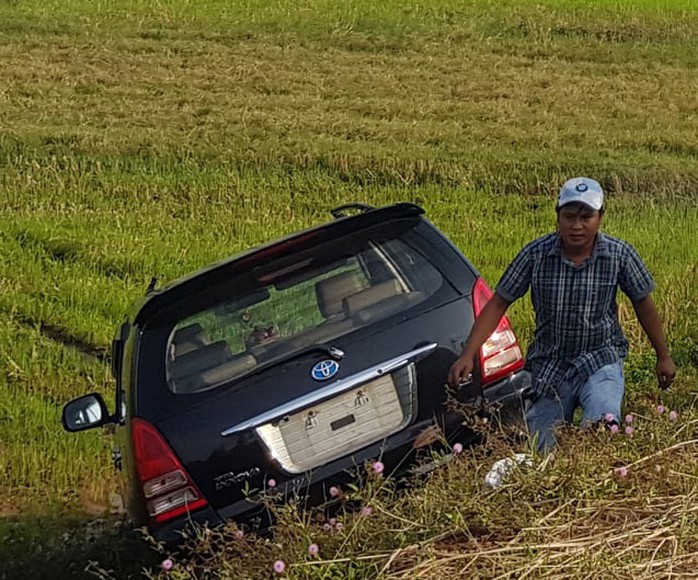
[{"xmin": 330, "ymin": 203, "xmax": 375, "ymax": 219}]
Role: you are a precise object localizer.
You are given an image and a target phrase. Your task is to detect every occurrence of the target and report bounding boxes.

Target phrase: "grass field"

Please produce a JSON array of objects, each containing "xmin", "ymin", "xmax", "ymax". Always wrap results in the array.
[{"xmin": 0, "ymin": 1, "xmax": 696, "ymax": 578}]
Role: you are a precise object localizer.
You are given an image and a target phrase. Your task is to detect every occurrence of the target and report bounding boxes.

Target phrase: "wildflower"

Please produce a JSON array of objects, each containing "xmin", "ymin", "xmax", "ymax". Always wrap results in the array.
[
  {"xmin": 273, "ymin": 560, "xmax": 286, "ymax": 574},
  {"xmin": 361, "ymin": 506, "xmax": 373, "ymax": 517},
  {"xmin": 322, "ymin": 523, "xmax": 332, "ymax": 532},
  {"xmin": 335, "ymin": 522, "xmax": 344, "ymax": 531},
  {"xmin": 615, "ymin": 466, "xmax": 628, "ymax": 478},
  {"xmin": 625, "ymin": 426, "xmax": 634, "ymax": 436},
  {"xmin": 657, "ymin": 405, "xmax": 665, "ymax": 414},
  {"xmin": 669, "ymin": 410, "xmax": 678, "ymax": 422},
  {"xmin": 160, "ymin": 559, "xmax": 174, "ymax": 572},
  {"xmin": 609, "ymin": 424, "xmax": 619, "ymax": 434},
  {"xmin": 308, "ymin": 543, "xmax": 319, "ymax": 557},
  {"xmin": 625, "ymin": 414, "xmax": 633, "ymax": 424},
  {"xmin": 452, "ymin": 443, "xmax": 463, "ymax": 454},
  {"xmin": 605, "ymin": 413, "xmax": 615, "ymax": 423},
  {"xmin": 329, "ymin": 485, "xmax": 341, "ymax": 498},
  {"xmin": 234, "ymin": 529, "xmax": 244, "ymax": 539},
  {"xmin": 328, "ymin": 518, "xmax": 337, "ymax": 526},
  {"xmin": 372, "ymin": 461, "xmax": 385, "ymax": 475},
  {"xmin": 267, "ymin": 479, "xmax": 277, "ymax": 488}
]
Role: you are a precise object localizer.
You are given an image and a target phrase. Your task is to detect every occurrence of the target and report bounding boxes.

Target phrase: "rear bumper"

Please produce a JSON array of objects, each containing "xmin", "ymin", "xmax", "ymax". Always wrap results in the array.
[
  {"xmin": 483, "ymin": 370, "xmax": 532, "ymax": 406},
  {"xmin": 152, "ymin": 505, "xmax": 224, "ymax": 546}
]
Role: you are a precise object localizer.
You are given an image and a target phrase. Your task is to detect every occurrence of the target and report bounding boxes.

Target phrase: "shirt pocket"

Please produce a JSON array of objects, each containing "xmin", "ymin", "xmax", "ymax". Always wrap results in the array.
[
  {"xmin": 588, "ymin": 281, "xmax": 616, "ymax": 312},
  {"xmin": 532, "ymin": 276, "xmax": 561, "ymax": 318}
]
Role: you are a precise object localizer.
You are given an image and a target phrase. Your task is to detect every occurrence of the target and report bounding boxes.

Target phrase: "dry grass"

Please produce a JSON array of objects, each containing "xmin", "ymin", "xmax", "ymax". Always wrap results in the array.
[
  {"xmin": 1, "ymin": 2, "xmax": 697, "ymax": 194},
  {"xmin": 384, "ymin": 493, "xmax": 697, "ymax": 579}
]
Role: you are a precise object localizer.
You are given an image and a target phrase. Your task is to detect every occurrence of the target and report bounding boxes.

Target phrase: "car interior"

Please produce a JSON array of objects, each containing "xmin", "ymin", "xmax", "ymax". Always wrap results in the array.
[
  {"xmin": 165, "ymin": 231, "xmax": 444, "ymax": 395},
  {"xmin": 167, "ymin": 269, "xmax": 420, "ymax": 393}
]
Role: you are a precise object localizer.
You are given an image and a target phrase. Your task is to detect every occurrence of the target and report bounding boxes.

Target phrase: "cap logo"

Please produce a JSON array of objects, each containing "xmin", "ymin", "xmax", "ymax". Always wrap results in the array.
[{"xmin": 575, "ymin": 182, "xmax": 588, "ymax": 192}]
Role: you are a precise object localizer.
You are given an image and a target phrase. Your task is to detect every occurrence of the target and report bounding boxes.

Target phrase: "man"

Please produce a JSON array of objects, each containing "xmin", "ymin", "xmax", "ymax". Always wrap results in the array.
[{"xmin": 448, "ymin": 177, "xmax": 676, "ymax": 451}]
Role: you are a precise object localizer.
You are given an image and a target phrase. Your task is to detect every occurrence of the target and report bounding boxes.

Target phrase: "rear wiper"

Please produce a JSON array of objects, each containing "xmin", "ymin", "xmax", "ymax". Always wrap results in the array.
[
  {"xmin": 247, "ymin": 343, "xmax": 345, "ymax": 377},
  {"xmin": 288, "ymin": 343, "xmax": 345, "ymax": 361}
]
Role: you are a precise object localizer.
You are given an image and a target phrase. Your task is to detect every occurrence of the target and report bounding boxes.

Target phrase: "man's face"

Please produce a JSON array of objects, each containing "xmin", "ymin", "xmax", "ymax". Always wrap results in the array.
[{"xmin": 557, "ymin": 202, "xmax": 602, "ymax": 250}]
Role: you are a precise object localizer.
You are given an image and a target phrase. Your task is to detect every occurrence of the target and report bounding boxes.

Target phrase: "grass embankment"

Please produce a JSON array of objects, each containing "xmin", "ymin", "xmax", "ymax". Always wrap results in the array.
[{"xmin": 0, "ymin": 1, "xmax": 696, "ymax": 578}]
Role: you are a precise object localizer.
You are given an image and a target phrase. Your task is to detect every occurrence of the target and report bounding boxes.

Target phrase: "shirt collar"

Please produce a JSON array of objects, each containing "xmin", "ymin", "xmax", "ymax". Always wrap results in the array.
[
  {"xmin": 547, "ymin": 234, "xmax": 562, "ymax": 256},
  {"xmin": 594, "ymin": 233, "xmax": 611, "ymax": 258}
]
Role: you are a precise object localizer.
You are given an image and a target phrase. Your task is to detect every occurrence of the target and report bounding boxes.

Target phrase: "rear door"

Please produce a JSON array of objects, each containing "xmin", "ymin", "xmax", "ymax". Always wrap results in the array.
[{"xmin": 135, "ymin": 217, "xmax": 477, "ymax": 518}]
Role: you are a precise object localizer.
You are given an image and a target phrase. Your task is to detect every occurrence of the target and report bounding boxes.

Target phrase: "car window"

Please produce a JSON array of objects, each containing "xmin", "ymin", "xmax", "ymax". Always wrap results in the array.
[{"xmin": 165, "ymin": 233, "xmax": 448, "ymax": 394}]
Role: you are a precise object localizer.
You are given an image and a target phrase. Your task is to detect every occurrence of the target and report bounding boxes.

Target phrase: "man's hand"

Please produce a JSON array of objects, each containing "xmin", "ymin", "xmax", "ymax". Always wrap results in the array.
[
  {"xmin": 448, "ymin": 353, "xmax": 474, "ymax": 388},
  {"xmin": 447, "ymin": 294, "xmax": 512, "ymax": 388},
  {"xmin": 656, "ymin": 356, "xmax": 676, "ymax": 390}
]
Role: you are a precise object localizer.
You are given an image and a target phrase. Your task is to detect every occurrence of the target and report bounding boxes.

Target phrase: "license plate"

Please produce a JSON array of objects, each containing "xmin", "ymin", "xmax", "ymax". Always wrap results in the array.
[{"xmin": 256, "ymin": 374, "xmax": 405, "ymax": 473}]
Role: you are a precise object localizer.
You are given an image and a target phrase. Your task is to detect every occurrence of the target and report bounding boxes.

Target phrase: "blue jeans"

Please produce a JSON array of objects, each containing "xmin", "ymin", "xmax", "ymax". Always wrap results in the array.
[{"xmin": 525, "ymin": 361, "xmax": 625, "ymax": 452}]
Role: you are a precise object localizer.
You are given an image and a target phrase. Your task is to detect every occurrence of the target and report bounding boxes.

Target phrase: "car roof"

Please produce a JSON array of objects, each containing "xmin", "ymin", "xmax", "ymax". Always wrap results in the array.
[{"xmin": 131, "ymin": 203, "xmax": 425, "ymax": 326}]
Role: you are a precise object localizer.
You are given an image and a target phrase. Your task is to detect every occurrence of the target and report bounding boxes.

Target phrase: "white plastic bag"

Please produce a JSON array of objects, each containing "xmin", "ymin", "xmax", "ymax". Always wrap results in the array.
[{"xmin": 485, "ymin": 453, "xmax": 533, "ymax": 488}]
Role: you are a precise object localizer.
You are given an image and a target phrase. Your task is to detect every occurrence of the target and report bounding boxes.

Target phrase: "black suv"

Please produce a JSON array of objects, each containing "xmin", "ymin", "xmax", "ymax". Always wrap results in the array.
[{"xmin": 62, "ymin": 203, "xmax": 530, "ymax": 543}]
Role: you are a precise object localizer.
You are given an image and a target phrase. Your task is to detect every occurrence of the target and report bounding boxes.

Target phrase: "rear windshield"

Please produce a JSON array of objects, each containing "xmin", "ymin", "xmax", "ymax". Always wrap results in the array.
[{"xmin": 165, "ymin": 223, "xmax": 452, "ymax": 394}]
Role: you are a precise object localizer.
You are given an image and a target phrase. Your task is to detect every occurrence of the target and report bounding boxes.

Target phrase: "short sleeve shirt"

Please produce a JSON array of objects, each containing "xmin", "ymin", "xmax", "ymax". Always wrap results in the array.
[{"xmin": 495, "ymin": 233, "xmax": 655, "ymax": 396}]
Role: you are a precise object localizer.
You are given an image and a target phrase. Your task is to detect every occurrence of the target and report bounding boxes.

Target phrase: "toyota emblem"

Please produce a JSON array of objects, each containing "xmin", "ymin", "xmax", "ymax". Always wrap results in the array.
[{"xmin": 311, "ymin": 359, "xmax": 340, "ymax": 381}]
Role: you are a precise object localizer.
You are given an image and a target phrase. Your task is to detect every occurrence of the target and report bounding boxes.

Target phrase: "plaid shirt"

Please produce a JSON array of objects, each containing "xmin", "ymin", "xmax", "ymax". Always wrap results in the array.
[{"xmin": 496, "ymin": 232, "xmax": 655, "ymax": 397}]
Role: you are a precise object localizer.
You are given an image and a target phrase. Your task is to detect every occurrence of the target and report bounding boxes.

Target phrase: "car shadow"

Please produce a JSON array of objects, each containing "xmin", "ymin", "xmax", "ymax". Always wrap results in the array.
[{"xmin": 0, "ymin": 513, "xmax": 161, "ymax": 580}]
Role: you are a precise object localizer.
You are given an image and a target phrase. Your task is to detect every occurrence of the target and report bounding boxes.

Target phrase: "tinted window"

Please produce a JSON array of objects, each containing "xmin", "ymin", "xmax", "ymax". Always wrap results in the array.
[{"xmin": 165, "ymin": 229, "xmax": 451, "ymax": 394}]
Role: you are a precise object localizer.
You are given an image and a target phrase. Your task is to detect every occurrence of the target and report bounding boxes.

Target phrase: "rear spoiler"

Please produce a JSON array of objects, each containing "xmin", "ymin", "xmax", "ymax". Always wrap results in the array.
[{"xmin": 133, "ymin": 203, "xmax": 425, "ymax": 325}]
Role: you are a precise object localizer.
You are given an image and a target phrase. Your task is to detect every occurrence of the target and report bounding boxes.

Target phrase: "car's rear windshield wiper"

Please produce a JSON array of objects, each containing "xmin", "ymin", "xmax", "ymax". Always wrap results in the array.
[
  {"xmin": 245, "ymin": 343, "xmax": 345, "ymax": 378},
  {"xmin": 282, "ymin": 343, "xmax": 344, "ymax": 362}
]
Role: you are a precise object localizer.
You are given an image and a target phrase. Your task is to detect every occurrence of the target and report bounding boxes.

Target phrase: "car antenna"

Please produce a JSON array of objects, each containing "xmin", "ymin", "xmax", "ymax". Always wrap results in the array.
[{"xmin": 145, "ymin": 276, "xmax": 158, "ymax": 295}]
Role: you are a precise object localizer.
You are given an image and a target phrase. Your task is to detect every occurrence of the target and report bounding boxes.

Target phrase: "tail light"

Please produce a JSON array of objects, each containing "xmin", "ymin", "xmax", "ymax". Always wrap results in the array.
[
  {"xmin": 132, "ymin": 418, "xmax": 208, "ymax": 524},
  {"xmin": 472, "ymin": 277, "xmax": 524, "ymax": 385}
]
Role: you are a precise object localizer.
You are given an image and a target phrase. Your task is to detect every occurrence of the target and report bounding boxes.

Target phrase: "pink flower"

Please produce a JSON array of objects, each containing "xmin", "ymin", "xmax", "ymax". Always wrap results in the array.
[
  {"xmin": 335, "ymin": 522, "xmax": 344, "ymax": 531},
  {"xmin": 609, "ymin": 424, "xmax": 619, "ymax": 434},
  {"xmin": 329, "ymin": 486, "xmax": 341, "ymax": 498},
  {"xmin": 452, "ymin": 443, "xmax": 463, "ymax": 454},
  {"xmin": 160, "ymin": 558, "xmax": 174, "ymax": 572},
  {"xmin": 615, "ymin": 466, "xmax": 628, "ymax": 478},
  {"xmin": 669, "ymin": 410, "xmax": 678, "ymax": 422},
  {"xmin": 361, "ymin": 506, "xmax": 373, "ymax": 517},
  {"xmin": 328, "ymin": 518, "xmax": 337, "ymax": 526},
  {"xmin": 625, "ymin": 414, "xmax": 633, "ymax": 424},
  {"xmin": 267, "ymin": 479, "xmax": 276, "ymax": 488},
  {"xmin": 308, "ymin": 543, "xmax": 319, "ymax": 557},
  {"xmin": 372, "ymin": 461, "xmax": 385, "ymax": 475},
  {"xmin": 273, "ymin": 560, "xmax": 286, "ymax": 574},
  {"xmin": 605, "ymin": 413, "xmax": 615, "ymax": 423},
  {"xmin": 625, "ymin": 426, "xmax": 634, "ymax": 436},
  {"xmin": 322, "ymin": 523, "xmax": 332, "ymax": 532},
  {"xmin": 234, "ymin": 529, "xmax": 244, "ymax": 539},
  {"xmin": 657, "ymin": 405, "xmax": 665, "ymax": 414}
]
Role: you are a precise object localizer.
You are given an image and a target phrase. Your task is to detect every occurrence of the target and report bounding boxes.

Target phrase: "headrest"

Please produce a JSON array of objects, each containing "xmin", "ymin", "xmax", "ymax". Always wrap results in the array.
[
  {"xmin": 315, "ymin": 272, "xmax": 364, "ymax": 318},
  {"xmin": 172, "ymin": 323, "xmax": 208, "ymax": 355},
  {"xmin": 342, "ymin": 279, "xmax": 403, "ymax": 317}
]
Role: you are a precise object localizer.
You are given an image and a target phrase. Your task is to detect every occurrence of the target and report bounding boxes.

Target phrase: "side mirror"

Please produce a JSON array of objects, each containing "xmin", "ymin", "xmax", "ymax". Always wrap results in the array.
[{"xmin": 62, "ymin": 393, "xmax": 110, "ymax": 432}]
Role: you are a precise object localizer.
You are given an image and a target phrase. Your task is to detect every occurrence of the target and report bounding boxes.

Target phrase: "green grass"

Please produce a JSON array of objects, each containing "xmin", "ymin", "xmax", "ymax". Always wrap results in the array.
[{"xmin": 0, "ymin": 0, "xmax": 696, "ymax": 578}]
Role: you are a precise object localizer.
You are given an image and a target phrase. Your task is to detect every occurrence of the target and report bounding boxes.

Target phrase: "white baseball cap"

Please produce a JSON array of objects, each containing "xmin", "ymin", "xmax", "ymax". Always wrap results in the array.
[{"xmin": 557, "ymin": 177, "xmax": 604, "ymax": 211}]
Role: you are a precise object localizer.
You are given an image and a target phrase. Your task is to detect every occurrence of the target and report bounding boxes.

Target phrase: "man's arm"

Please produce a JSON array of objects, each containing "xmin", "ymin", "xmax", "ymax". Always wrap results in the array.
[
  {"xmin": 448, "ymin": 293, "xmax": 511, "ymax": 387},
  {"xmin": 632, "ymin": 295, "xmax": 676, "ymax": 389}
]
